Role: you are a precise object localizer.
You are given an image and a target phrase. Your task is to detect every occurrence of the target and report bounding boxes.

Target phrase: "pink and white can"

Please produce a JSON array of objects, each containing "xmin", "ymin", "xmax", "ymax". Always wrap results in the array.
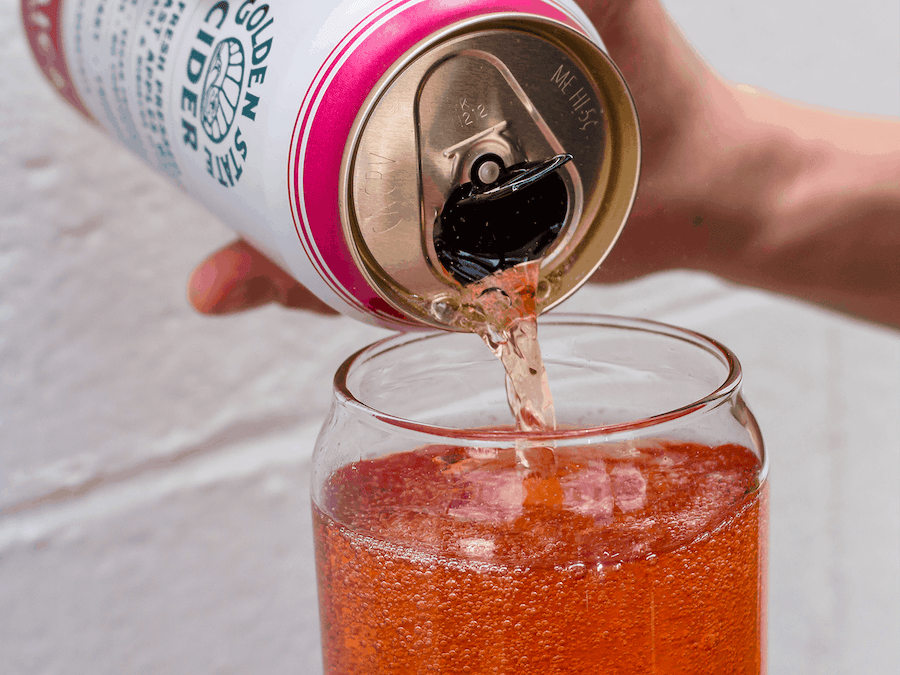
[{"xmin": 22, "ymin": 0, "xmax": 640, "ymax": 329}]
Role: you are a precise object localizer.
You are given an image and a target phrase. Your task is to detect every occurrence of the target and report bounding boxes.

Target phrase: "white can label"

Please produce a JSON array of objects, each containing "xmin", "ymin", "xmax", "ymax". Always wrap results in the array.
[{"xmin": 41, "ymin": 0, "xmax": 276, "ymax": 191}]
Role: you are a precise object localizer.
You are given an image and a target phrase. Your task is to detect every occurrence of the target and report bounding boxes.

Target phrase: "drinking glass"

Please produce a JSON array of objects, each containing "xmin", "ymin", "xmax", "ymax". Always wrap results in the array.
[{"xmin": 312, "ymin": 314, "xmax": 767, "ymax": 674}]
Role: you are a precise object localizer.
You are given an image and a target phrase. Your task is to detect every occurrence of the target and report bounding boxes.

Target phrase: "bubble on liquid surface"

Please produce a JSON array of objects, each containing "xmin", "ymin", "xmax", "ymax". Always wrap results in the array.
[
  {"xmin": 458, "ymin": 537, "xmax": 496, "ymax": 557},
  {"xmin": 560, "ymin": 461, "xmax": 613, "ymax": 522},
  {"xmin": 448, "ymin": 465, "xmax": 524, "ymax": 523},
  {"xmin": 535, "ymin": 277, "xmax": 552, "ymax": 302},
  {"xmin": 610, "ymin": 464, "xmax": 647, "ymax": 513},
  {"xmin": 428, "ymin": 295, "xmax": 459, "ymax": 324}
]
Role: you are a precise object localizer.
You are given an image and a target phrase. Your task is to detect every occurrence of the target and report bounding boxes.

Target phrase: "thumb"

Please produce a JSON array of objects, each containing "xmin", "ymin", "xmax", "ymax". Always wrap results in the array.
[{"xmin": 188, "ymin": 239, "xmax": 338, "ymax": 315}]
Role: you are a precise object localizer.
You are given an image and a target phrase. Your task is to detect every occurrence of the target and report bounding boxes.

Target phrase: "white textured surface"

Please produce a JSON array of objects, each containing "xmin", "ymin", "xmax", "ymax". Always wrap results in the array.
[{"xmin": 1, "ymin": 0, "xmax": 898, "ymax": 673}]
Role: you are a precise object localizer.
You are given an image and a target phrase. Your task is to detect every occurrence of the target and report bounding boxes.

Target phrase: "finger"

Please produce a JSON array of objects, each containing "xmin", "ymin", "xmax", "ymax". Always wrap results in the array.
[{"xmin": 187, "ymin": 239, "xmax": 339, "ymax": 315}]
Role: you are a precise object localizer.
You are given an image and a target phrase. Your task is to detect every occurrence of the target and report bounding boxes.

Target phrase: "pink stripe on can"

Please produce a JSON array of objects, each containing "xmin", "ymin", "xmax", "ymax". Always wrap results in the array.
[{"xmin": 289, "ymin": 1, "xmax": 414, "ymax": 321}]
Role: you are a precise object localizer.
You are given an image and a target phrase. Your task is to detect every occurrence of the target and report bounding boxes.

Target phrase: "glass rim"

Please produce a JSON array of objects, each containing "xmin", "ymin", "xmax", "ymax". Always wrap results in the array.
[{"xmin": 333, "ymin": 313, "xmax": 743, "ymax": 443}]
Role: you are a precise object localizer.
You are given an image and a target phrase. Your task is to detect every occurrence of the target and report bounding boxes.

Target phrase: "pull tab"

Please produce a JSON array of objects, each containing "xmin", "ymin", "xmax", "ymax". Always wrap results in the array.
[
  {"xmin": 433, "ymin": 153, "xmax": 573, "ymax": 285},
  {"xmin": 458, "ymin": 153, "xmax": 573, "ymax": 206}
]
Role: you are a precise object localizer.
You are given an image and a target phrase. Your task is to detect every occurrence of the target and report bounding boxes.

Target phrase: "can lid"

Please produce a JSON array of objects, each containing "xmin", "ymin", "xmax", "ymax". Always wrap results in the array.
[{"xmin": 341, "ymin": 15, "xmax": 640, "ymax": 330}]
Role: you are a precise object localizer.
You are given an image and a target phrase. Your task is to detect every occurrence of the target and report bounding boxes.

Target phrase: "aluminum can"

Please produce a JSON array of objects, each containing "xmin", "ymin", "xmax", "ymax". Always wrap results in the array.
[{"xmin": 22, "ymin": 0, "xmax": 640, "ymax": 330}]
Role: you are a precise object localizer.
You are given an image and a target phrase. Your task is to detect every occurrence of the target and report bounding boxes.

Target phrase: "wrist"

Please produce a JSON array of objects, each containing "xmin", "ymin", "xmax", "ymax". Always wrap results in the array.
[
  {"xmin": 678, "ymin": 82, "xmax": 812, "ymax": 279},
  {"xmin": 690, "ymin": 84, "xmax": 900, "ymax": 327}
]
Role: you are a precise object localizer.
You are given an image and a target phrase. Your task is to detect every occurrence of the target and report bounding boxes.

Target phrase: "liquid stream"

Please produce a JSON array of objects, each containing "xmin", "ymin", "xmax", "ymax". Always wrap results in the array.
[{"xmin": 420, "ymin": 259, "xmax": 560, "ymax": 501}]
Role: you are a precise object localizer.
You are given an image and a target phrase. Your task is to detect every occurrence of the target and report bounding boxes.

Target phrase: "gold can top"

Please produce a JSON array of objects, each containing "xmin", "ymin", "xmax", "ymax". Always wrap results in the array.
[{"xmin": 341, "ymin": 14, "xmax": 640, "ymax": 330}]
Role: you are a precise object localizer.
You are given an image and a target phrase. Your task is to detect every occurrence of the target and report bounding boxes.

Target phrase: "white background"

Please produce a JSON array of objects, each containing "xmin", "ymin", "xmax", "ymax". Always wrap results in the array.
[{"xmin": 1, "ymin": 0, "xmax": 898, "ymax": 673}]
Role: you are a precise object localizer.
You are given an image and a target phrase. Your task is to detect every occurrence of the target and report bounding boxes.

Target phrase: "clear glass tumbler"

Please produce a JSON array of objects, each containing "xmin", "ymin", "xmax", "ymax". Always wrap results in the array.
[{"xmin": 312, "ymin": 314, "xmax": 767, "ymax": 675}]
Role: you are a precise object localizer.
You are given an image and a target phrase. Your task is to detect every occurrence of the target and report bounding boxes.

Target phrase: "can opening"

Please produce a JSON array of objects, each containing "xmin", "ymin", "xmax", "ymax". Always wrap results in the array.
[{"xmin": 433, "ymin": 153, "xmax": 572, "ymax": 284}]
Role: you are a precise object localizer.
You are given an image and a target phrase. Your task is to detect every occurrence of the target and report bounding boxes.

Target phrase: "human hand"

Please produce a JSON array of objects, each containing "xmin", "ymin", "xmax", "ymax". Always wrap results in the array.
[
  {"xmin": 187, "ymin": 239, "xmax": 337, "ymax": 315},
  {"xmin": 583, "ymin": 1, "xmax": 900, "ymax": 329}
]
